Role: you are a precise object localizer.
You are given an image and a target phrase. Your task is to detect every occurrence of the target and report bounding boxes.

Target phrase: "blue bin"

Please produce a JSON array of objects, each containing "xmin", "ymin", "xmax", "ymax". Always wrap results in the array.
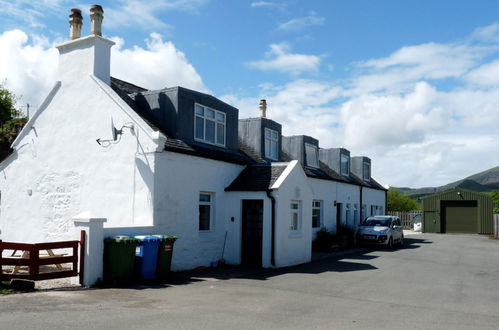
[{"xmin": 134, "ymin": 235, "xmax": 161, "ymax": 280}]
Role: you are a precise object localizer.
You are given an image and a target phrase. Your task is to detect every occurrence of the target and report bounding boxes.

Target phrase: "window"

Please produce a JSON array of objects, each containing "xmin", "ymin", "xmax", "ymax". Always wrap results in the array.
[
  {"xmin": 363, "ymin": 161, "xmax": 370, "ymax": 181},
  {"xmin": 305, "ymin": 143, "xmax": 318, "ymax": 168},
  {"xmin": 312, "ymin": 200, "xmax": 322, "ymax": 228},
  {"xmin": 264, "ymin": 128, "xmax": 279, "ymax": 160},
  {"xmin": 199, "ymin": 192, "xmax": 213, "ymax": 231},
  {"xmin": 194, "ymin": 104, "xmax": 226, "ymax": 147},
  {"xmin": 290, "ymin": 201, "xmax": 301, "ymax": 231},
  {"xmin": 340, "ymin": 154, "xmax": 349, "ymax": 176}
]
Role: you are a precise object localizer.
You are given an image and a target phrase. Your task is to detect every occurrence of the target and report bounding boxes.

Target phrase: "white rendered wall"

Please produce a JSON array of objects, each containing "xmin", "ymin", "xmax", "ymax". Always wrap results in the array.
[
  {"xmin": 362, "ymin": 187, "xmax": 387, "ymax": 218},
  {"xmin": 151, "ymin": 151, "xmax": 244, "ymax": 271},
  {"xmin": 0, "ymin": 74, "xmax": 159, "ymax": 243},
  {"xmin": 272, "ymin": 161, "xmax": 312, "ymax": 268},
  {"xmin": 308, "ymin": 178, "xmax": 362, "ymax": 236}
]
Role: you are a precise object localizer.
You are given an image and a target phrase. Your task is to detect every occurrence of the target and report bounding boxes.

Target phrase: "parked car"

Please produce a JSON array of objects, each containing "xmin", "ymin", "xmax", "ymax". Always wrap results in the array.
[{"xmin": 356, "ymin": 216, "xmax": 404, "ymax": 248}]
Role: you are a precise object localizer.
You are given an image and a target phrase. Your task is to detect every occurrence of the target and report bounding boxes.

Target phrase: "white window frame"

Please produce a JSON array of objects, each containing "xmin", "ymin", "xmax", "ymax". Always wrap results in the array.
[
  {"xmin": 363, "ymin": 161, "xmax": 371, "ymax": 182},
  {"xmin": 199, "ymin": 192, "xmax": 214, "ymax": 231},
  {"xmin": 312, "ymin": 200, "xmax": 323, "ymax": 228},
  {"xmin": 264, "ymin": 128, "xmax": 279, "ymax": 160},
  {"xmin": 340, "ymin": 154, "xmax": 349, "ymax": 176},
  {"xmin": 290, "ymin": 201, "xmax": 302, "ymax": 232},
  {"xmin": 194, "ymin": 103, "xmax": 226, "ymax": 147},
  {"xmin": 305, "ymin": 143, "xmax": 319, "ymax": 168}
]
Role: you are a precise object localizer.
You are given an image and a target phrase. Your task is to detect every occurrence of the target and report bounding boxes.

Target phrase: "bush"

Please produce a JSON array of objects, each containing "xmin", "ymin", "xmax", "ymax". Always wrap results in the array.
[{"xmin": 312, "ymin": 227, "xmax": 337, "ymax": 252}]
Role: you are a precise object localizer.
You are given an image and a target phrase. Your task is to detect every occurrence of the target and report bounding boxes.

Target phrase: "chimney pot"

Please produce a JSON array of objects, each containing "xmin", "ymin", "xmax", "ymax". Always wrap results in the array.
[
  {"xmin": 69, "ymin": 8, "xmax": 83, "ymax": 40},
  {"xmin": 259, "ymin": 99, "xmax": 267, "ymax": 118},
  {"xmin": 90, "ymin": 5, "xmax": 104, "ymax": 36}
]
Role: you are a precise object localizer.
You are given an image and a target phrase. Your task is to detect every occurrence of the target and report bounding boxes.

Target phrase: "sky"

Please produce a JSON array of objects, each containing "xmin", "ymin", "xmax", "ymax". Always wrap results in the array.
[{"xmin": 1, "ymin": 0, "xmax": 499, "ymax": 188}]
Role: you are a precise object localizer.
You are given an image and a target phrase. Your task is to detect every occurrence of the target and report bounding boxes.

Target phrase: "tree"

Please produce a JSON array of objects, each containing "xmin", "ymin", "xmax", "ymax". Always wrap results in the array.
[
  {"xmin": 387, "ymin": 188, "xmax": 419, "ymax": 212},
  {"xmin": 491, "ymin": 190, "xmax": 499, "ymax": 214},
  {"xmin": 0, "ymin": 81, "xmax": 27, "ymax": 159}
]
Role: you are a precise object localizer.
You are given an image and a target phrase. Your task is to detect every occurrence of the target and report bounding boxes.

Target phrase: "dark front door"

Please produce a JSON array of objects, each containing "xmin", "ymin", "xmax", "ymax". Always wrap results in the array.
[
  {"xmin": 441, "ymin": 200, "xmax": 478, "ymax": 233},
  {"xmin": 241, "ymin": 200, "xmax": 264, "ymax": 266}
]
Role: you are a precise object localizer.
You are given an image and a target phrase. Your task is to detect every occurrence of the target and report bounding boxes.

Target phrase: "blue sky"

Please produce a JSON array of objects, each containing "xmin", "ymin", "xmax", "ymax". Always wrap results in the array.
[{"xmin": 1, "ymin": 0, "xmax": 499, "ymax": 187}]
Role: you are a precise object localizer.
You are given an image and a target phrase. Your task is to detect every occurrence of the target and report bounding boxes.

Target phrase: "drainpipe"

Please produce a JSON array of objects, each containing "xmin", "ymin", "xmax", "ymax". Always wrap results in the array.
[
  {"xmin": 266, "ymin": 189, "xmax": 276, "ymax": 266},
  {"xmin": 359, "ymin": 185, "xmax": 363, "ymax": 224},
  {"xmin": 385, "ymin": 190, "xmax": 388, "ymax": 215}
]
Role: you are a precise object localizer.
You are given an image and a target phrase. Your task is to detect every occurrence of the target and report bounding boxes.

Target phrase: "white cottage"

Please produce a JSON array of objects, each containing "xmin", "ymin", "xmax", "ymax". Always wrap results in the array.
[{"xmin": 0, "ymin": 6, "xmax": 386, "ymax": 285}]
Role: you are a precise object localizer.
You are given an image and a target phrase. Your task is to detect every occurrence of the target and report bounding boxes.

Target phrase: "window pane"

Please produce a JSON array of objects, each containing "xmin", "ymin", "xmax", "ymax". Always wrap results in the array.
[
  {"xmin": 291, "ymin": 202, "xmax": 299, "ymax": 210},
  {"xmin": 341, "ymin": 155, "xmax": 349, "ymax": 175},
  {"xmin": 195, "ymin": 105, "xmax": 204, "ymax": 116},
  {"xmin": 216, "ymin": 112, "xmax": 225, "ymax": 122},
  {"xmin": 271, "ymin": 130, "xmax": 278, "ymax": 140},
  {"xmin": 195, "ymin": 116, "xmax": 204, "ymax": 140},
  {"xmin": 305, "ymin": 144, "xmax": 318, "ymax": 167},
  {"xmin": 206, "ymin": 109, "xmax": 215, "ymax": 119},
  {"xmin": 291, "ymin": 213, "xmax": 298, "ymax": 230},
  {"xmin": 216, "ymin": 123, "xmax": 225, "ymax": 145},
  {"xmin": 199, "ymin": 193, "xmax": 211, "ymax": 202},
  {"xmin": 265, "ymin": 139, "xmax": 271, "ymax": 158},
  {"xmin": 265, "ymin": 129, "xmax": 271, "ymax": 139},
  {"xmin": 270, "ymin": 140, "xmax": 277, "ymax": 159},
  {"xmin": 205, "ymin": 120, "xmax": 215, "ymax": 143},
  {"xmin": 199, "ymin": 205, "xmax": 211, "ymax": 230}
]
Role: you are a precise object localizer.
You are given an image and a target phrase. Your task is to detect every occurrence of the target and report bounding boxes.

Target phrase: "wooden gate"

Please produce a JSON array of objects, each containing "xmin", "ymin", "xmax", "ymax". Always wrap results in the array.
[{"xmin": 0, "ymin": 230, "xmax": 85, "ymax": 284}]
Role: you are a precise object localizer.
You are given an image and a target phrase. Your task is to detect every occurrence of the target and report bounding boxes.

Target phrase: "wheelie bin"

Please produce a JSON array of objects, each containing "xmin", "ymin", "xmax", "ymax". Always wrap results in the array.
[
  {"xmin": 103, "ymin": 236, "xmax": 139, "ymax": 285},
  {"xmin": 134, "ymin": 235, "xmax": 161, "ymax": 280},
  {"xmin": 153, "ymin": 235, "xmax": 178, "ymax": 280}
]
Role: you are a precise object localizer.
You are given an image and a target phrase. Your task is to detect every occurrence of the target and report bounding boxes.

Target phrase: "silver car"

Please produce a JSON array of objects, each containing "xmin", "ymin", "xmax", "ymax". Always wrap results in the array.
[{"xmin": 356, "ymin": 216, "xmax": 404, "ymax": 248}]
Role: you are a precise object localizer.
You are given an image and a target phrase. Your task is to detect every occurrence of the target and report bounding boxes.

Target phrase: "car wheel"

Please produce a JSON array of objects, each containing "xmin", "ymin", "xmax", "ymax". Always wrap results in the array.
[{"xmin": 388, "ymin": 237, "xmax": 393, "ymax": 249}]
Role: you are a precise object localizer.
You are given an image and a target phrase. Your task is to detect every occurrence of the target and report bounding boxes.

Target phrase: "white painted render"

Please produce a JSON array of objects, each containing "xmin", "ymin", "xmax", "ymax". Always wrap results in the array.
[
  {"xmin": 0, "ymin": 36, "xmax": 162, "ymax": 244},
  {"xmin": 152, "ymin": 151, "xmax": 244, "ymax": 270},
  {"xmin": 271, "ymin": 161, "xmax": 313, "ymax": 268},
  {"xmin": 362, "ymin": 186, "xmax": 387, "ymax": 217}
]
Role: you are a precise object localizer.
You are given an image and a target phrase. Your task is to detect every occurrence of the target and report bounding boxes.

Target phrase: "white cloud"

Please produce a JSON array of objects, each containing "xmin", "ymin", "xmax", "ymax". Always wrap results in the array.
[
  {"xmin": 0, "ymin": 29, "xmax": 207, "ymax": 110},
  {"xmin": 250, "ymin": 1, "xmax": 285, "ymax": 10},
  {"xmin": 0, "ymin": 29, "xmax": 58, "ymax": 108},
  {"xmin": 111, "ymin": 33, "xmax": 207, "ymax": 91},
  {"xmin": 349, "ymin": 42, "xmax": 490, "ymax": 96},
  {"xmin": 247, "ymin": 43, "xmax": 321, "ymax": 75},
  {"xmin": 278, "ymin": 11, "xmax": 325, "ymax": 32},
  {"xmin": 465, "ymin": 59, "xmax": 499, "ymax": 86},
  {"xmin": 471, "ymin": 22, "xmax": 499, "ymax": 43},
  {"xmin": 105, "ymin": 0, "xmax": 210, "ymax": 30}
]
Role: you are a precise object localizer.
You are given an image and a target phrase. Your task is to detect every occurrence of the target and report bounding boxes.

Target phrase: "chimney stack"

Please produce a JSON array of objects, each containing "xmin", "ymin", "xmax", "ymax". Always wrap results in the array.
[
  {"xmin": 69, "ymin": 9, "xmax": 83, "ymax": 40},
  {"xmin": 90, "ymin": 5, "xmax": 104, "ymax": 36},
  {"xmin": 259, "ymin": 99, "xmax": 267, "ymax": 118}
]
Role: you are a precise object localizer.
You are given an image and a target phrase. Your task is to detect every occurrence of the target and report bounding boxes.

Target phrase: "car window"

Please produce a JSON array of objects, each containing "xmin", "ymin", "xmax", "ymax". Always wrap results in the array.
[{"xmin": 363, "ymin": 219, "xmax": 390, "ymax": 227}]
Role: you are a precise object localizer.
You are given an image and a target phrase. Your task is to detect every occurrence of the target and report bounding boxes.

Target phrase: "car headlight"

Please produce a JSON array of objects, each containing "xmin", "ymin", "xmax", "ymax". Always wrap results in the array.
[{"xmin": 379, "ymin": 229, "xmax": 388, "ymax": 234}]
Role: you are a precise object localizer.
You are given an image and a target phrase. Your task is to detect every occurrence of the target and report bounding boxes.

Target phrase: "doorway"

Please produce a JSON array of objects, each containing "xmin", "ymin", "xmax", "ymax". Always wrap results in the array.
[{"xmin": 241, "ymin": 200, "xmax": 264, "ymax": 266}]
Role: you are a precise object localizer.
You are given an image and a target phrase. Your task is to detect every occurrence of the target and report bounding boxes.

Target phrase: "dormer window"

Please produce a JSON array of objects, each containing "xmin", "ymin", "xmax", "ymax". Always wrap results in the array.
[
  {"xmin": 305, "ymin": 143, "xmax": 318, "ymax": 168},
  {"xmin": 194, "ymin": 104, "xmax": 226, "ymax": 147},
  {"xmin": 363, "ymin": 161, "xmax": 371, "ymax": 181},
  {"xmin": 264, "ymin": 128, "xmax": 278, "ymax": 160},
  {"xmin": 340, "ymin": 154, "xmax": 349, "ymax": 176}
]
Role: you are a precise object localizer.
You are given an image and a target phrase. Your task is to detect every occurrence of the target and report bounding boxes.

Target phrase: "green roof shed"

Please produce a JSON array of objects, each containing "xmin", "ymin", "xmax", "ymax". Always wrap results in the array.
[{"xmin": 422, "ymin": 188, "xmax": 494, "ymax": 234}]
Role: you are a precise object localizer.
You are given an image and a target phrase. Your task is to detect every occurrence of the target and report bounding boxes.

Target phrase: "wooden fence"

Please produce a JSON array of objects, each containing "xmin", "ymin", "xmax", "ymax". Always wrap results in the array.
[
  {"xmin": 494, "ymin": 214, "xmax": 499, "ymax": 239},
  {"xmin": 387, "ymin": 211, "xmax": 423, "ymax": 229},
  {"xmin": 0, "ymin": 230, "xmax": 85, "ymax": 283}
]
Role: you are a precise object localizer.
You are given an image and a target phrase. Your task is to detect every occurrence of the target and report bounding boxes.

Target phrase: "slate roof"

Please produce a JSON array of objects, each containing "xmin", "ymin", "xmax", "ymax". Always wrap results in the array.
[
  {"xmin": 225, "ymin": 164, "xmax": 288, "ymax": 191},
  {"xmin": 110, "ymin": 77, "xmax": 254, "ymax": 166}
]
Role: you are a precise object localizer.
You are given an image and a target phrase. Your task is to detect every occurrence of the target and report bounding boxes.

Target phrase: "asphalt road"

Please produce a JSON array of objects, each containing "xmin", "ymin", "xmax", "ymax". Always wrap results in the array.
[{"xmin": 1, "ymin": 234, "xmax": 499, "ymax": 330}]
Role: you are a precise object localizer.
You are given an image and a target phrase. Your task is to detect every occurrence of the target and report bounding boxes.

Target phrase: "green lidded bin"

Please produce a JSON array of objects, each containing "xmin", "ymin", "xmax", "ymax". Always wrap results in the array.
[
  {"xmin": 153, "ymin": 235, "xmax": 178, "ymax": 279},
  {"xmin": 104, "ymin": 236, "xmax": 140, "ymax": 285}
]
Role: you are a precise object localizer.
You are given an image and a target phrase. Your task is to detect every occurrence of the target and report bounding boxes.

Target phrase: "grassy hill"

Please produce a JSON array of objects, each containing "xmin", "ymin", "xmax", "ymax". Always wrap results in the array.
[{"xmin": 394, "ymin": 165, "xmax": 499, "ymax": 198}]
